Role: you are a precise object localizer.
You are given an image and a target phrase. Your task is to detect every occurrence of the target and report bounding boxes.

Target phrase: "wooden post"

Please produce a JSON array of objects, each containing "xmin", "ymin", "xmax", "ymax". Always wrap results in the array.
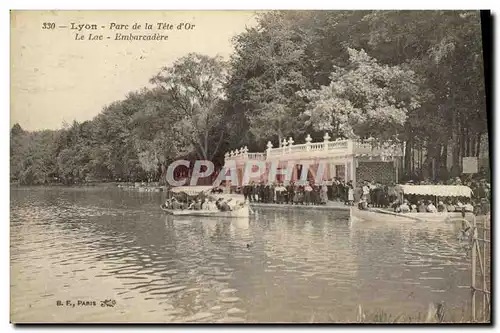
[
  {"xmin": 483, "ymin": 224, "xmax": 487, "ymax": 320},
  {"xmin": 472, "ymin": 223, "xmax": 477, "ymax": 322}
]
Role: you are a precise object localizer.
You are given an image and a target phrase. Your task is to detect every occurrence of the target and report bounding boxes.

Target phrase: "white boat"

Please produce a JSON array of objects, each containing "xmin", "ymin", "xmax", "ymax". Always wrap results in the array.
[
  {"xmin": 161, "ymin": 204, "xmax": 250, "ymax": 218},
  {"xmin": 350, "ymin": 206, "xmax": 417, "ymax": 223},
  {"xmin": 162, "ymin": 185, "xmax": 250, "ymax": 218},
  {"xmin": 350, "ymin": 184, "xmax": 475, "ymax": 224},
  {"xmin": 398, "ymin": 211, "xmax": 474, "ymax": 223},
  {"xmin": 350, "ymin": 206, "xmax": 474, "ymax": 223}
]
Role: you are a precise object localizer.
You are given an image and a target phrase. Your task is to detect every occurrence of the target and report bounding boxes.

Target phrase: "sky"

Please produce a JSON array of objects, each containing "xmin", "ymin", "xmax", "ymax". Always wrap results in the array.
[{"xmin": 10, "ymin": 10, "xmax": 259, "ymax": 131}]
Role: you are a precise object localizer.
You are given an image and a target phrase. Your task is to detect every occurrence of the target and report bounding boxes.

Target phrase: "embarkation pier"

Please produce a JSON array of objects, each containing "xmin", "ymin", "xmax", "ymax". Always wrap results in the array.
[{"xmin": 224, "ymin": 134, "xmax": 403, "ymax": 188}]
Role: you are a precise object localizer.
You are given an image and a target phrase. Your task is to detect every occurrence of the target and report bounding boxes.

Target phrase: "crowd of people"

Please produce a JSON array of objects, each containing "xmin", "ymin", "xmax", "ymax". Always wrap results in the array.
[
  {"xmin": 386, "ymin": 177, "xmax": 491, "ymax": 216},
  {"xmin": 236, "ymin": 178, "xmax": 401, "ymax": 207},
  {"xmin": 163, "ymin": 195, "xmax": 244, "ymax": 212},
  {"xmin": 239, "ymin": 180, "xmax": 350, "ymax": 206},
  {"xmin": 234, "ymin": 175, "xmax": 491, "ymax": 216},
  {"xmin": 162, "ymin": 174, "xmax": 490, "ymax": 216},
  {"xmin": 385, "ymin": 198, "xmax": 477, "ymax": 215}
]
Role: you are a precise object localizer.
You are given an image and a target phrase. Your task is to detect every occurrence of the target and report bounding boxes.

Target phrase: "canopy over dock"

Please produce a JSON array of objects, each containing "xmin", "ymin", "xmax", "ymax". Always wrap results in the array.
[{"xmin": 395, "ymin": 185, "xmax": 473, "ymax": 197}]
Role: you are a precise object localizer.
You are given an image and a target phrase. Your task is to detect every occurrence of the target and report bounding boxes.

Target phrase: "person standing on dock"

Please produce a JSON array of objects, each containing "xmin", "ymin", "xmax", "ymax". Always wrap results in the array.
[
  {"xmin": 250, "ymin": 182, "xmax": 257, "ymax": 202},
  {"xmin": 348, "ymin": 183, "xmax": 354, "ymax": 206},
  {"xmin": 320, "ymin": 182, "xmax": 328, "ymax": 205},
  {"xmin": 311, "ymin": 184, "xmax": 319, "ymax": 205},
  {"xmin": 341, "ymin": 179, "xmax": 347, "ymax": 202},
  {"xmin": 331, "ymin": 179, "xmax": 337, "ymax": 201},
  {"xmin": 293, "ymin": 185, "xmax": 301, "ymax": 205},
  {"xmin": 303, "ymin": 184, "xmax": 312, "ymax": 205},
  {"xmin": 362, "ymin": 181, "xmax": 370, "ymax": 201},
  {"xmin": 286, "ymin": 182, "xmax": 295, "ymax": 204},
  {"xmin": 269, "ymin": 182, "xmax": 276, "ymax": 203},
  {"xmin": 258, "ymin": 182, "xmax": 265, "ymax": 203}
]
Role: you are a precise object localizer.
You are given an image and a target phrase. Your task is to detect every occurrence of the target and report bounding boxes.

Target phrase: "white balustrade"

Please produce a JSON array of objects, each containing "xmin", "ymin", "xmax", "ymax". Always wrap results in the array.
[
  {"xmin": 328, "ymin": 140, "xmax": 348, "ymax": 150},
  {"xmin": 270, "ymin": 149, "xmax": 282, "ymax": 157},
  {"xmin": 248, "ymin": 153, "xmax": 265, "ymax": 160},
  {"xmin": 290, "ymin": 144, "xmax": 306, "ymax": 153},
  {"xmin": 310, "ymin": 142, "xmax": 324, "ymax": 151},
  {"xmin": 224, "ymin": 136, "xmax": 402, "ymax": 162}
]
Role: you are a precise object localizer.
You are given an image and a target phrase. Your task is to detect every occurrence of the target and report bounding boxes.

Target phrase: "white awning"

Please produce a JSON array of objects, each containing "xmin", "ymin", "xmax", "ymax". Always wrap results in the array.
[{"xmin": 396, "ymin": 185, "xmax": 472, "ymax": 197}]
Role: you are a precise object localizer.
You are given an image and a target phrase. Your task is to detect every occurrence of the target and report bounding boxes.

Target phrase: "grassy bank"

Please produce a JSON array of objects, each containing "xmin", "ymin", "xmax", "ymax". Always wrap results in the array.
[{"xmin": 344, "ymin": 303, "xmax": 490, "ymax": 324}]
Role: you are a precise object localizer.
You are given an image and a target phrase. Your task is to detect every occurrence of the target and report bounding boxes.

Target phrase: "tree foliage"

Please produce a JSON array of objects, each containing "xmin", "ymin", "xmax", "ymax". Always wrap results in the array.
[
  {"xmin": 10, "ymin": 11, "xmax": 488, "ymax": 185},
  {"xmin": 150, "ymin": 53, "xmax": 228, "ymax": 160},
  {"xmin": 227, "ymin": 10, "xmax": 487, "ymax": 179},
  {"xmin": 299, "ymin": 48, "xmax": 421, "ymax": 141}
]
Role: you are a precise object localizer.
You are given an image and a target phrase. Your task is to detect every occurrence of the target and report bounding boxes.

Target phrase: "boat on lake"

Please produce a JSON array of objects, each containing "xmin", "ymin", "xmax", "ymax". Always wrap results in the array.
[
  {"xmin": 161, "ymin": 204, "xmax": 250, "ymax": 218},
  {"xmin": 350, "ymin": 206, "xmax": 417, "ymax": 224},
  {"xmin": 350, "ymin": 184, "xmax": 475, "ymax": 224},
  {"xmin": 160, "ymin": 185, "xmax": 250, "ymax": 218}
]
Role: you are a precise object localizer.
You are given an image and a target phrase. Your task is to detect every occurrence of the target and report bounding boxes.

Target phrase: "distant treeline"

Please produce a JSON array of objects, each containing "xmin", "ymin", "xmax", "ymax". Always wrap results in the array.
[{"xmin": 10, "ymin": 11, "xmax": 489, "ymax": 185}]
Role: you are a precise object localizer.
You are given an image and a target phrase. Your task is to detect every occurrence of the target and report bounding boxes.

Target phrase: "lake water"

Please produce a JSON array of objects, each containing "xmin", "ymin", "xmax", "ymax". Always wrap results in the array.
[{"xmin": 10, "ymin": 187, "xmax": 473, "ymax": 323}]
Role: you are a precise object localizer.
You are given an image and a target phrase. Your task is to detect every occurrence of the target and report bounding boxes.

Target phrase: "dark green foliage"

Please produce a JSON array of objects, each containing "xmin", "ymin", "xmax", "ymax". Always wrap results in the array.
[
  {"xmin": 227, "ymin": 10, "xmax": 488, "ymax": 178},
  {"xmin": 10, "ymin": 11, "xmax": 488, "ymax": 184}
]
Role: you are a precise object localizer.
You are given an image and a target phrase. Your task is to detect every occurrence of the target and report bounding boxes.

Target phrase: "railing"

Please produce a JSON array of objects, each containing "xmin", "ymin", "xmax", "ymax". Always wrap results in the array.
[
  {"xmin": 310, "ymin": 143, "xmax": 323, "ymax": 151},
  {"xmin": 354, "ymin": 141, "xmax": 373, "ymax": 154},
  {"xmin": 290, "ymin": 144, "xmax": 307, "ymax": 153},
  {"xmin": 328, "ymin": 140, "xmax": 348, "ymax": 150},
  {"xmin": 451, "ymin": 214, "xmax": 490, "ymax": 323},
  {"xmin": 224, "ymin": 134, "xmax": 402, "ymax": 162},
  {"xmin": 471, "ymin": 215, "xmax": 491, "ymax": 322},
  {"xmin": 247, "ymin": 153, "xmax": 265, "ymax": 160},
  {"xmin": 354, "ymin": 139, "xmax": 400, "ymax": 156},
  {"xmin": 269, "ymin": 147, "xmax": 285, "ymax": 157}
]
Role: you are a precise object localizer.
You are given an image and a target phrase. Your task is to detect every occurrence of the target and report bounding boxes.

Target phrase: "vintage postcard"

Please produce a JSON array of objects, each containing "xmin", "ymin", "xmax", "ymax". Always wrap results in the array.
[{"xmin": 10, "ymin": 10, "xmax": 491, "ymax": 324}]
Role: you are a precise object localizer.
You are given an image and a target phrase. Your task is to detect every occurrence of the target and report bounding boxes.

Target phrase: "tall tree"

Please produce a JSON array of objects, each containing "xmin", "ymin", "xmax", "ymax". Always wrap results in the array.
[
  {"xmin": 359, "ymin": 10, "xmax": 486, "ymax": 177},
  {"xmin": 150, "ymin": 53, "xmax": 228, "ymax": 161},
  {"xmin": 228, "ymin": 11, "xmax": 310, "ymax": 147},
  {"xmin": 299, "ymin": 48, "xmax": 421, "ymax": 142}
]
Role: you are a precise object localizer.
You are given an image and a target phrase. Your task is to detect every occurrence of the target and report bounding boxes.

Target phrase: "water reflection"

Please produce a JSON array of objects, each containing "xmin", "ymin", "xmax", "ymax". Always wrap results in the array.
[{"xmin": 10, "ymin": 187, "xmax": 471, "ymax": 323}]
